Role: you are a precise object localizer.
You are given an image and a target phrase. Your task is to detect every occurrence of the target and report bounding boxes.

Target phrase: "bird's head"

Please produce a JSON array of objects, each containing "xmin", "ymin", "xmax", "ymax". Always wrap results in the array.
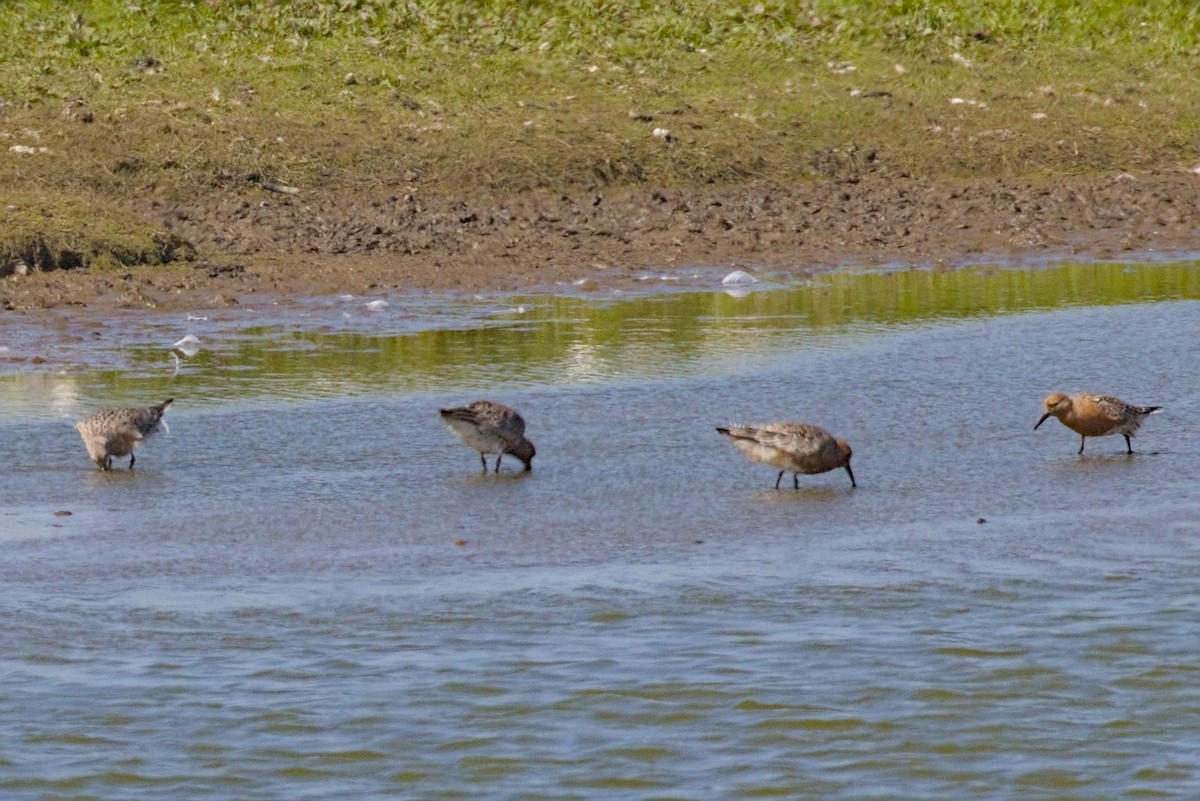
[{"xmin": 1035, "ymin": 392, "xmax": 1070, "ymax": 429}]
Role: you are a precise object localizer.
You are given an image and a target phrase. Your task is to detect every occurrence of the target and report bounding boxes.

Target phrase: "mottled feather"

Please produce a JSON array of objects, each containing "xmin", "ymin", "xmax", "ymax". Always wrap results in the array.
[
  {"xmin": 440, "ymin": 400, "xmax": 536, "ymax": 472},
  {"xmin": 75, "ymin": 398, "xmax": 173, "ymax": 470},
  {"xmin": 717, "ymin": 421, "xmax": 855, "ymax": 488}
]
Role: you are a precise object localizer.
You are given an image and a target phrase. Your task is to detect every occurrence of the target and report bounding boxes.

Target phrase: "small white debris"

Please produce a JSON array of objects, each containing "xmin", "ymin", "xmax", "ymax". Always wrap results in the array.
[
  {"xmin": 950, "ymin": 52, "xmax": 973, "ymax": 69},
  {"xmin": 652, "ymin": 127, "xmax": 671, "ymax": 140},
  {"xmin": 721, "ymin": 269, "xmax": 759, "ymax": 287},
  {"xmin": 339, "ymin": 294, "xmax": 354, "ymax": 301},
  {"xmin": 186, "ymin": 314, "xmax": 208, "ymax": 321},
  {"xmin": 363, "ymin": 299, "xmax": 389, "ymax": 311},
  {"xmin": 9, "ymin": 145, "xmax": 49, "ymax": 154},
  {"xmin": 950, "ymin": 97, "xmax": 965, "ymax": 105},
  {"xmin": 1192, "ymin": 165, "xmax": 1200, "ymax": 175},
  {"xmin": 827, "ymin": 61, "xmax": 856, "ymax": 75},
  {"xmin": 1031, "ymin": 112, "xmax": 1048, "ymax": 120},
  {"xmin": 894, "ymin": 64, "xmax": 907, "ymax": 75},
  {"xmin": 572, "ymin": 278, "xmax": 588, "ymax": 286},
  {"xmin": 173, "ymin": 334, "xmax": 201, "ymax": 358}
]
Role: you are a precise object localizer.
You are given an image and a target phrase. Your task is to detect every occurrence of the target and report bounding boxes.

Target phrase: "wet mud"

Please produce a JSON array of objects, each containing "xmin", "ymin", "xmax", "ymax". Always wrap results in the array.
[{"xmin": 1, "ymin": 170, "xmax": 1197, "ymax": 313}]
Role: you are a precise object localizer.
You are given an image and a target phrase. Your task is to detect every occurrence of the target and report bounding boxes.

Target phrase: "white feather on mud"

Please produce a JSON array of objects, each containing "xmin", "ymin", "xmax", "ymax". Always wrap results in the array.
[{"xmin": 721, "ymin": 270, "xmax": 758, "ymax": 287}]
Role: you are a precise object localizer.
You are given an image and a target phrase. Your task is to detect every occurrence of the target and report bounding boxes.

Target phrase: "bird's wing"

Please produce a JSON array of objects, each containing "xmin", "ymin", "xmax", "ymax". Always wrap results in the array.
[
  {"xmin": 1087, "ymin": 395, "xmax": 1133, "ymax": 423},
  {"xmin": 747, "ymin": 423, "xmax": 828, "ymax": 456},
  {"xmin": 719, "ymin": 424, "xmax": 764, "ymax": 442},
  {"xmin": 477, "ymin": 402, "xmax": 525, "ymax": 438},
  {"xmin": 442, "ymin": 401, "xmax": 526, "ymax": 439},
  {"xmin": 441, "ymin": 405, "xmax": 485, "ymax": 425}
]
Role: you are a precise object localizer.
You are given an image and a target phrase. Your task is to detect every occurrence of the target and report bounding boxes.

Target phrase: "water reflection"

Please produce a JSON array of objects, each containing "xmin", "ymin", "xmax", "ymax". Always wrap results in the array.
[{"xmin": 0, "ymin": 260, "xmax": 1196, "ymax": 416}]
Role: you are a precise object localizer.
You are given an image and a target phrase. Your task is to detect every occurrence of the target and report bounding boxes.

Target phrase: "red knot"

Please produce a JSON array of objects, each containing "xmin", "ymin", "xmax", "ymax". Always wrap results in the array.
[
  {"xmin": 440, "ymin": 400, "xmax": 536, "ymax": 473},
  {"xmin": 75, "ymin": 398, "xmax": 173, "ymax": 470},
  {"xmin": 1034, "ymin": 392, "xmax": 1162, "ymax": 454},
  {"xmin": 717, "ymin": 422, "xmax": 855, "ymax": 489}
]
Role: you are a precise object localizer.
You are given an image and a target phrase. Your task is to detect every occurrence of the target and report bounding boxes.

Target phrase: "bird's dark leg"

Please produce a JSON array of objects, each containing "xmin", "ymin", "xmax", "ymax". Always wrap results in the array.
[
  {"xmin": 103, "ymin": 455, "xmax": 112, "ymax": 470},
  {"xmin": 129, "ymin": 452, "xmax": 136, "ymax": 469},
  {"xmin": 1078, "ymin": 436, "xmax": 1086, "ymax": 454},
  {"xmin": 479, "ymin": 453, "xmax": 488, "ymax": 473},
  {"xmin": 1124, "ymin": 434, "xmax": 1133, "ymax": 454},
  {"xmin": 494, "ymin": 454, "xmax": 503, "ymax": 473},
  {"xmin": 793, "ymin": 473, "xmax": 799, "ymax": 490},
  {"xmin": 774, "ymin": 470, "xmax": 784, "ymax": 490}
]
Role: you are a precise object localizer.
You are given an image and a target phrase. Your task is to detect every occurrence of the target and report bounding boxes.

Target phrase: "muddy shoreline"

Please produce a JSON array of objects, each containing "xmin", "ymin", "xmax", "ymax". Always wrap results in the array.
[{"xmin": 2, "ymin": 171, "xmax": 1197, "ymax": 314}]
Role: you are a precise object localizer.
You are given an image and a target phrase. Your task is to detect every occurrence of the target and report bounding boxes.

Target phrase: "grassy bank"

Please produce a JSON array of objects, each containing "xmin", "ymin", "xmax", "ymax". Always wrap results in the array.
[{"xmin": 1, "ymin": 1, "xmax": 1197, "ymax": 267}]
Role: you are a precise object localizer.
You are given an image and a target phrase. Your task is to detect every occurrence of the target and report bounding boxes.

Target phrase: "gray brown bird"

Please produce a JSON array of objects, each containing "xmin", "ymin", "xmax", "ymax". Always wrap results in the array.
[
  {"xmin": 76, "ymin": 398, "xmax": 173, "ymax": 470},
  {"xmin": 1035, "ymin": 392, "xmax": 1161, "ymax": 454},
  {"xmin": 440, "ymin": 400, "xmax": 536, "ymax": 473},
  {"xmin": 717, "ymin": 422, "xmax": 855, "ymax": 489}
]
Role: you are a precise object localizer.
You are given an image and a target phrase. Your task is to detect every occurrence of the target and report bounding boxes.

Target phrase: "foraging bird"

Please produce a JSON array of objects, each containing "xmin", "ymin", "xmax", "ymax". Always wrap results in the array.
[
  {"xmin": 76, "ymin": 398, "xmax": 173, "ymax": 470},
  {"xmin": 1034, "ymin": 392, "xmax": 1161, "ymax": 454},
  {"xmin": 440, "ymin": 400, "xmax": 536, "ymax": 473},
  {"xmin": 717, "ymin": 422, "xmax": 855, "ymax": 489}
]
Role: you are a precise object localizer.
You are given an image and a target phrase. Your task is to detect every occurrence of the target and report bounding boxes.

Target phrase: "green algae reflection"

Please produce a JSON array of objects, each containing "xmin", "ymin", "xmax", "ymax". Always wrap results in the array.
[{"xmin": 97, "ymin": 260, "xmax": 1200, "ymax": 401}]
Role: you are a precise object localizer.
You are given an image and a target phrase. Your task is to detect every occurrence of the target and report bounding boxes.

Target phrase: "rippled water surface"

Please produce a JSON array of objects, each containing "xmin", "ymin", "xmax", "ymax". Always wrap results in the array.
[{"xmin": 2, "ymin": 261, "xmax": 1199, "ymax": 799}]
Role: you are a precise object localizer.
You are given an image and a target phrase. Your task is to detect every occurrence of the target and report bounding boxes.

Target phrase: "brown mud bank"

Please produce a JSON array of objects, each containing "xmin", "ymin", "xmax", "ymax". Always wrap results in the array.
[{"xmin": 2, "ymin": 170, "xmax": 1197, "ymax": 313}]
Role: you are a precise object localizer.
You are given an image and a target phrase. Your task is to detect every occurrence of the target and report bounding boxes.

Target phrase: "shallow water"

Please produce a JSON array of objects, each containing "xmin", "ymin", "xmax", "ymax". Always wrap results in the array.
[{"xmin": 2, "ymin": 261, "xmax": 1199, "ymax": 799}]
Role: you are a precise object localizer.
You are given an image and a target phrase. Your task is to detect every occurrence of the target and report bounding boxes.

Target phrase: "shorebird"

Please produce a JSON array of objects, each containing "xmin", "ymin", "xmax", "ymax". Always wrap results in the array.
[
  {"xmin": 440, "ymin": 400, "xmax": 536, "ymax": 473},
  {"xmin": 76, "ymin": 398, "xmax": 173, "ymax": 470},
  {"xmin": 717, "ymin": 422, "xmax": 855, "ymax": 489},
  {"xmin": 1034, "ymin": 392, "xmax": 1161, "ymax": 454}
]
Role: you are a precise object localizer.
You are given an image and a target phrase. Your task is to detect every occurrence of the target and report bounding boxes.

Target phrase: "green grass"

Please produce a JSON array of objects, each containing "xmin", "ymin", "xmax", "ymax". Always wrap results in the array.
[
  {"xmin": 0, "ymin": 1, "xmax": 1197, "ymax": 265},
  {"xmin": 0, "ymin": 191, "xmax": 194, "ymax": 270}
]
